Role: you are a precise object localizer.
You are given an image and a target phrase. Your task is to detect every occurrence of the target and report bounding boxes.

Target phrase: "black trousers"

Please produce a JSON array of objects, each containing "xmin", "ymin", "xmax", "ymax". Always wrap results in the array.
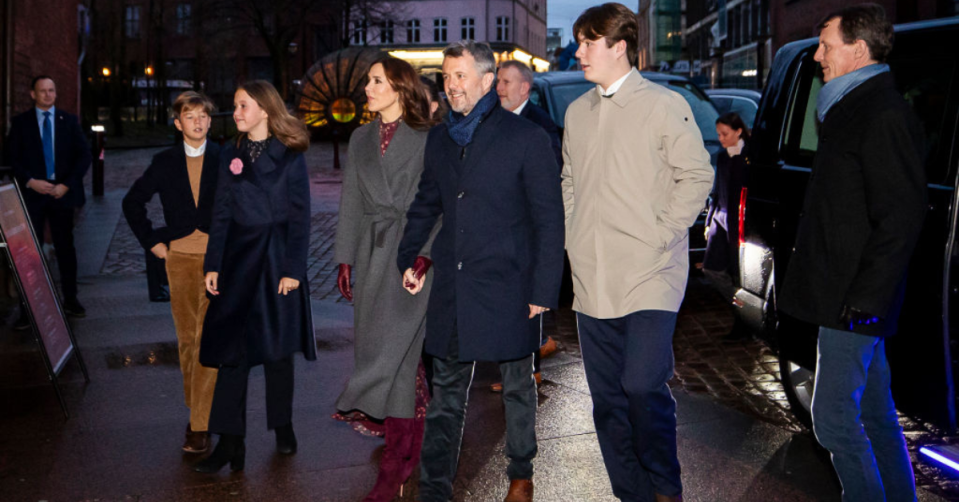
[
  {"xmin": 207, "ymin": 356, "xmax": 294, "ymax": 437},
  {"xmin": 26, "ymin": 199, "xmax": 78, "ymax": 299},
  {"xmin": 419, "ymin": 328, "xmax": 537, "ymax": 502}
]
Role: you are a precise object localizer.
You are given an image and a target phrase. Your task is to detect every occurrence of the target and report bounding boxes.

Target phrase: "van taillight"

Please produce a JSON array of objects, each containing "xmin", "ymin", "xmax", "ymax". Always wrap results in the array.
[{"xmin": 738, "ymin": 187, "xmax": 748, "ymax": 247}]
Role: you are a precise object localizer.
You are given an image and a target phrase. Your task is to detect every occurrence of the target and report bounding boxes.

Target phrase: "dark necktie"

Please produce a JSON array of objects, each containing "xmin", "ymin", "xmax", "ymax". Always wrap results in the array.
[{"xmin": 42, "ymin": 111, "xmax": 55, "ymax": 180}]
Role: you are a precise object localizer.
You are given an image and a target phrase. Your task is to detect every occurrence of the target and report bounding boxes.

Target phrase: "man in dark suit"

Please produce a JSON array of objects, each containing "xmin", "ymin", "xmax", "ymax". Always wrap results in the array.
[
  {"xmin": 6, "ymin": 75, "xmax": 92, "ymax": 319},
  {"xmin": 780, "ymin": 5, "xmax": 925, "ymax": 500},
  {"xmin": 398, "ymin": 41, "xmax": 564, "ymax": 502},
  {"xmin": 496, "ymin": 60, "xmax": 562, "ymax": 170}
]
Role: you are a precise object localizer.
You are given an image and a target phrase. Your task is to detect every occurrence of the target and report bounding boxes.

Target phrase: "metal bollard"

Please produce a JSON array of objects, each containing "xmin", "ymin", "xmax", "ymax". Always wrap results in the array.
[{"xmin": 91, "ymin": 125, "xmax": 105, "ymax": 197}]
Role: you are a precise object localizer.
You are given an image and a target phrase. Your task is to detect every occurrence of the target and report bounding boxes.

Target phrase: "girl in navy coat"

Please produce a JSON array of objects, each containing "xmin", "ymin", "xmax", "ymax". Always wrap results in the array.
[{"xmin": 195, "ymin": 80, "xmax": 316, "ymax": 473}]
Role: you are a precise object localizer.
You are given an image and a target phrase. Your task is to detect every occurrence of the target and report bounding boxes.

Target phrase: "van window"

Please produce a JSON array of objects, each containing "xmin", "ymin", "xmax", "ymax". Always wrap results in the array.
[{"xmin": 781, "ymin": 52, "xmax": 956, "ymax": 184}]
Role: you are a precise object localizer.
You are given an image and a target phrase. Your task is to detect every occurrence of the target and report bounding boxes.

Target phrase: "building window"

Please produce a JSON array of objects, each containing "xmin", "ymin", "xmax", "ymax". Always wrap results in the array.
[
  {"xmin": 176, "ymin": 3, "xmax": 191, "ymax": 35},
  {"xmin": 496, "ymin": 16, "xmax": 510, "ymax": 42},
  {"xmin": 380, "ymin": 20, "xmax": 394, "ymax": 44},
  {"xmin": 352, "ymin": 19, "xmax": 367, "ymax": 45},
  {"xmin": 434, "ymin": 18, "xmax": 447, "ymax": 42},
  {"xmin": 461, "ymin": 17, "xmax": 475, "ymax": 40},
  {"xmin": 125, "ymin": 5, "xmax": 141, "ymax": 38},
  {"xmin": 407, "ymin": 19, "xmax": 420, "ymax": 43}
]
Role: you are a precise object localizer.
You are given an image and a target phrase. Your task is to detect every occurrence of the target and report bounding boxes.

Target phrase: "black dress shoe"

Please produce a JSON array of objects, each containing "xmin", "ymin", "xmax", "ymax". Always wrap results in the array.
[
  {"xmin": 63, "ymin": 298, "xmax": 86, "ymax": 318},
  {"xmin": 275, "ymin": 423, "xmax": 297, "ymax": 455},
  {"xmin": 194, "ymin": 434, "xmax": 245, "ymax": 473}
]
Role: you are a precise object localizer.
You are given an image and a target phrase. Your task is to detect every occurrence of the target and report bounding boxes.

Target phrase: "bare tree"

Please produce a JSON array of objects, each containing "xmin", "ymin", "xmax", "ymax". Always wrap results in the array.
[{"xmin": 332, "ymin": 0, "xmax": 412, "ymax": 49}]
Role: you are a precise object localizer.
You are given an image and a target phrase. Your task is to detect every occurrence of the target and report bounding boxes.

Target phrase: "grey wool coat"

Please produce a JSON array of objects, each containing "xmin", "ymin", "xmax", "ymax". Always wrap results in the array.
[{"xmin": 333, "ymin": 120, "xmax": 438, "ymax": 419}]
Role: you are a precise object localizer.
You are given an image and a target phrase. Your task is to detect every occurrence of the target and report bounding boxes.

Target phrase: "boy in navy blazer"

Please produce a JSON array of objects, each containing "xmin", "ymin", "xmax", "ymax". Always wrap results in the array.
[
  {"xmin": 122, "ymin": 91, "xmax": 221, "ymax": 453},
  {"xmin": 6, "ymin": 75, "xmax": 92, "ymax": 318}
]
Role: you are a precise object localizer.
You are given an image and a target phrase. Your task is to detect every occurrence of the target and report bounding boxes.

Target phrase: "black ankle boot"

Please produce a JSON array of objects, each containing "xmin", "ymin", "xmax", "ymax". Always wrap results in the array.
[
  {"xmin": 275, "ymin": 423, "xmax": 297, "ymax": 455},
  {"xmin": 194, "ymin": 434, "xmax": 245, "ymax": 473}
]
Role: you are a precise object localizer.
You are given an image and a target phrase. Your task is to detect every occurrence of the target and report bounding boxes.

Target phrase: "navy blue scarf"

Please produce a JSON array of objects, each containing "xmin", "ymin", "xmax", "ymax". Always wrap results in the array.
[
  {"xmin": 816, "ymin": 63, "xmax": 889, "ymax": 122},
  {"xmin": 447, "ymin": 89, "xmax": 499, "ymax": 147}
]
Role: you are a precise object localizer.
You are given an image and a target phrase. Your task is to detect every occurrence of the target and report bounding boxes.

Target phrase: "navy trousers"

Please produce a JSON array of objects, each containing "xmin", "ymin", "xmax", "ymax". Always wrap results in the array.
[{"xmin": 577, "ymin": 310, "xmax": 682, "ymax": 501}]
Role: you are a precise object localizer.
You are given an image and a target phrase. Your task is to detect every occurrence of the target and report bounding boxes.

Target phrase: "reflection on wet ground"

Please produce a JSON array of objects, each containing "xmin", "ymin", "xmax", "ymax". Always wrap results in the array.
[{"xmin": 104, "ymin": 341, "xmax": 180, "ymax": 369}]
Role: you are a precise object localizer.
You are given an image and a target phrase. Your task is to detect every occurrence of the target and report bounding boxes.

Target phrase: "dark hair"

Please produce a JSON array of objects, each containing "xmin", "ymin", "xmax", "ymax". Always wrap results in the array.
[
  {"xmin": 420, "ymin": 75, "xmax": 448, "ymax": 120},
  {"xmin": 443, "ymin": 40, "xmax": 496, "ymax": 75},
  {"xmin": 372, "ymin": 57, "xmax": 439, "ymax": 131},
  {"xmin": 235, "ymin": 80, "xmax": 310, "ymax": 152},
  {"xmin": 30, "ymin": 75, "xmax": 55, "ymax": 90},
  {"xmin": 172, "ymin": 90, "xmax": 216, "ymax": 118},
  {"xmin": 573, "ymin": 3, "xmax": 639, "ymax": 67},
  {"xmin": 716, "ymin": 112, "xmax": 750, "ymax": 141},
  {"xmin": 817, "ymin": 3, "xmax": 894, "ymax": 62}
]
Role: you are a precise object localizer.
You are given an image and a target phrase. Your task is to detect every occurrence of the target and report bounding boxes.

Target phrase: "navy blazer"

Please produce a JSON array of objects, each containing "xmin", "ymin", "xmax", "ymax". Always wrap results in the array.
[
  {"xmin": 398, "ymin": 102, "xmax": 565, "ymax": 362},
  {"xmin": 122, "ymin": 142, "xmax": 221, "ymax": 250},
  {"xmin": 519, "ymin": 102, "xmax": 563, "ymax": 172},
  {"xmin": 5, "ymin": 108, "xmax": 92, "ymax": 208}
]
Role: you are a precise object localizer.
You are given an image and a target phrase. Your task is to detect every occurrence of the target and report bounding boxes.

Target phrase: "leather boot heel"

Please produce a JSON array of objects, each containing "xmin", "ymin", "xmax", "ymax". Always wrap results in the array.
[
  {"xmin": 275, "ymin": 423, "xmax": 297, "ymax": 455},
  {"xmin": 230, "ymin": 441, "xmax": 246, "ymax": 471},
  {"xmin": 194, "ymin": 434, "xmax": 245, "ymax": 473}
]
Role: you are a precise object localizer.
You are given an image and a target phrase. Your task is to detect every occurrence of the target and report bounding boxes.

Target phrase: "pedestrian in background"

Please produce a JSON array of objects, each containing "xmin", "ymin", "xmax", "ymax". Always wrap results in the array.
[
  {"xmin": 398, "ymin": 40, "xmax": 564, "ymax": 502},
  {"xmin": 333, "ymin": 56, "xmax": 440, "ymax": 501},
  {"xmin": 703, "ymin": 112, "xmax": 750, "ymax": 341},
  {"xmin": 6, "ymin": 75, "xmax": 92, "ymax": 323},
  {"xmin": 194, "ymin": 80, "xmax": 316, "ymax": 473},
  {"xmin": 780, "ymin": 5, "xmax": 925, "ymax": 500},
  {"xmin": 122, "ymin": 91, "xmax": 221, "ymax": 454},
  {"xmin": 563, "ymin": 4, "xmax": 714, "ymax": 501}
]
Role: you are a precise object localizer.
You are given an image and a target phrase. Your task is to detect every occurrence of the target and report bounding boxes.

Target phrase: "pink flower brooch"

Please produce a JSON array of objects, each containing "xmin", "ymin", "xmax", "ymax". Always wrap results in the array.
[{"xmin": 229, "ymin": 158, "xmax": 244, "ymax": 175}]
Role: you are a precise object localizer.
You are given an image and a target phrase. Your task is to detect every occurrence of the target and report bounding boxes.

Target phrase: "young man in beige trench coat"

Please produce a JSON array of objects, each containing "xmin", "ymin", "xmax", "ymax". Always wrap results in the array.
[{"xmin": 562, "ymin": 4, "xmax": 714, "ymax": 501}]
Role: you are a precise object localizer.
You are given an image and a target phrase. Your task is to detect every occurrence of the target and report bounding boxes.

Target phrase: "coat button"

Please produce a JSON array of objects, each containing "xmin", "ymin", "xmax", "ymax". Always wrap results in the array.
[
  {"xmin": 457, "ymin": 262, "xmax": 463, "ymax": 270},
  {"xmin": 457, "ymin": 191, "xmax": 465, "ymax": 199}
]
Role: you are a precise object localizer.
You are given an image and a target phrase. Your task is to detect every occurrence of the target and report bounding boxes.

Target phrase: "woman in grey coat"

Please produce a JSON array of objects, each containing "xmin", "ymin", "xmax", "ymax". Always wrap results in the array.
[{"xmin": 332, "ymin": 57, "xmax": 440, "ymax": 502}]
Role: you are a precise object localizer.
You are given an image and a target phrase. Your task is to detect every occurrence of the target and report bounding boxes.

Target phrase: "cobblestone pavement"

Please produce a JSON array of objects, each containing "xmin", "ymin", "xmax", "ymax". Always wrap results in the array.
[{"xmin": 93, "ymin": 142, "xmax": 959, "ymax": 499}]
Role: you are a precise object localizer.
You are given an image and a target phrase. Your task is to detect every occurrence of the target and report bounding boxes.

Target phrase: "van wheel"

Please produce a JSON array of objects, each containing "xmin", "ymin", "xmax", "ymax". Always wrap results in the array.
[{"xmin": 780, "ymin": 356, "xmax": 814, "ymax": 429}]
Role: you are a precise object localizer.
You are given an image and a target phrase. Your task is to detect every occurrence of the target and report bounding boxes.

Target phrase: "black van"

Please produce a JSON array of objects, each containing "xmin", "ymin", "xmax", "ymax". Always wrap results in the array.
[{"xmin": 736, "ymin": 17, "xmax": 959, "ymax": 429}]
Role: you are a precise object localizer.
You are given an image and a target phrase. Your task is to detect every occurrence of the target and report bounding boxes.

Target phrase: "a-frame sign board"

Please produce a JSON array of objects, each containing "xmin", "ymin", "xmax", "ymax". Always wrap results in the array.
[{"xmin": 0, "ymin": 182, "xmax": 89, "ymax": 417}]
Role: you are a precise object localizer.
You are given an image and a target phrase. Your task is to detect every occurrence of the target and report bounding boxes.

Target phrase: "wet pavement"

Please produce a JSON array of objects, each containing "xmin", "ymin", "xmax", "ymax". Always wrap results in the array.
[{"xmin": 0, "ymin": 142, "xmax": 955, "ymax": 501}]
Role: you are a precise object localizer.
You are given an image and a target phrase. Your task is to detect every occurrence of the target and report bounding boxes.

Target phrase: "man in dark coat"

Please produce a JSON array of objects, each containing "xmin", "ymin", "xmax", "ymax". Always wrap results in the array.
[
  {"xmin": 779, "ymin": 5, "xmax": 925, "ymax": 500},
  {"xmin": 398, "ymin": 41, "xmax": 564, "ymax": 502},
  {"xmin": 496, "ymin": 60, "xmax": 562, "ymax": 170},
  {"xmin": 6, "ymin": 75, "xmax": 92, "ymax": 319}
]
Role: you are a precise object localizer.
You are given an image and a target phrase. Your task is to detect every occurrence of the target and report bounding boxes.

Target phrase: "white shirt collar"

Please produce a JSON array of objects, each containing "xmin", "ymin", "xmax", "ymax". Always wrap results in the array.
[
  {"xmin": 512, "ymin": 99, "xmax": 529, "ymax": 116},
  {"xmin": 184, "ymin": 140, "xmax": 207, "ymax": 158},
  {"xmin": 597, "ymin": 69, "xmax": 634, "ymax": 97}
]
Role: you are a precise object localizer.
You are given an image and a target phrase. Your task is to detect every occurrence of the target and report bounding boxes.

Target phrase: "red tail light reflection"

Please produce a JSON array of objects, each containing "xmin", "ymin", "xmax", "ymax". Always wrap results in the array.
[{"xmin": 738, "ymin": 187, "xmax": 748, "ymax": 247}]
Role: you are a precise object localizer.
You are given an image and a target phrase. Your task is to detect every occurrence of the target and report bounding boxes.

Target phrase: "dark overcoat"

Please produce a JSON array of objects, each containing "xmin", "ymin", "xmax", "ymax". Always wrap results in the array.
[
  {"xmin": 200, "ymin": 139, "xmax": 317, "ymax": 366},
  {"xmin": 398, "ymin": 102, "xmax": 565, "ymax": 362},
  {"xmin": 6, "ymin": 108, "xmax": 92, "ymax": 209},
  {"xmin": 122, "ymin": 142, "xmax": 221, "ymax": 250},
  {"xmin": 703, "ymin": 142, "xmax": 748, "ymax": 274},
  {"xmin": 780, "ymin": 72, "xmax": 927, "ymax": 337},
  {"xmin": 519, "ymin": 102, "xmax": 563, "ymax": 171},
  {"xmin": 333, "ymin": 120, "xmax": 437, "ymax": 419}
]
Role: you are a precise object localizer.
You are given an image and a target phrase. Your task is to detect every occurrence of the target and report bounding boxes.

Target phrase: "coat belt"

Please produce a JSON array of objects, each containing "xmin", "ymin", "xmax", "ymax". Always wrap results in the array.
[{"xmin": 369, "ymin": 208, "xmax": 404, "ymax": 248}]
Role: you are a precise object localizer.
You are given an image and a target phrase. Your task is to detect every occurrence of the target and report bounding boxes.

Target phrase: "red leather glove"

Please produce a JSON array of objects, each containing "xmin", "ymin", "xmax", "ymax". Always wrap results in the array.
[
  {"xmin": 337, "ymin": 263, "xmax": 353, "ymax": 301},
  {"xmin": 412, "ymin": 256, "xmax": 433, "ymax": 280}
]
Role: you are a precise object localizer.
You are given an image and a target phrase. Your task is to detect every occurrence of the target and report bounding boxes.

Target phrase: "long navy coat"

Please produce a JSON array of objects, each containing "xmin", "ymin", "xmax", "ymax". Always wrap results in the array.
[
  {"xmin": 201, "ymin": 139, "xmax": 316, "ymax": 366},
  {"xmin": 398, "ymin": 102, "xmax": 565, "ymax": 362}
]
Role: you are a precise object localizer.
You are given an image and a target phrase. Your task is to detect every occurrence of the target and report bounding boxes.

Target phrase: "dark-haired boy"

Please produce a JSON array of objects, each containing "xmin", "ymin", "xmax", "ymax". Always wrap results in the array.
[
  {"xmin": 562, "ymin": 4, "xmax": 713, "ymax": 501},
  {"xmin": 123, "ymin": 91, "xmax": 221, "ymax": 453}
]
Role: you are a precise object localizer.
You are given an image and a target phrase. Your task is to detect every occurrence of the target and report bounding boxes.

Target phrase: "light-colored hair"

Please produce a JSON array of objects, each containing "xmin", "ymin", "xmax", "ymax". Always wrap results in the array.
[
  {"xmin": 236, "ymin": 80, "xmax": 309, "ymax": 153},
  {"xmin": 172, "ymin": 91, "xmax": 216, "ymax": 119},
  {"xmin": 498, "ymin": 60, "xmax": 534, "ymax": 86},
  {"xmin": 443, "ymin": 40, "xmax": 496, "ymax": 76}
]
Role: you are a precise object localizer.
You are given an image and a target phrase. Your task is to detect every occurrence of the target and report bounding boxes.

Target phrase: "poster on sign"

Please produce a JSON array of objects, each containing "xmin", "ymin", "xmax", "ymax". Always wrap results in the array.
[{"xmin": 0, "ymin": 183, "xmax": 75, "ymax": 373}]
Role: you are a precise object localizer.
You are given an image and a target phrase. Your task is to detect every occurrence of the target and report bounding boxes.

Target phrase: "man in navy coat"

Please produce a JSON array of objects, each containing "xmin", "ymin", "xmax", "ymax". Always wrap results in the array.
[
  {"xmin": 6, "ymin": 75, "xmax": 92, "ymax": 319},
  {"xmin": 398, "ymin": 40, "xmax": 564, "ymax": 502},
  {"xmin": 496, "ymin": 60, "xmax": 562, "ymax": 171}
]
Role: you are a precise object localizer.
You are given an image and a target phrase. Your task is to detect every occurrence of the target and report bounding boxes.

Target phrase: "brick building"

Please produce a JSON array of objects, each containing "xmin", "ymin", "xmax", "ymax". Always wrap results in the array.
[
  {"xmin": 681, "ymin": 0, "xmax": 958, "ymax": 90},
  {"xmin": 1, "ymin": 0, "xmax": 85, "ymax": 139}
]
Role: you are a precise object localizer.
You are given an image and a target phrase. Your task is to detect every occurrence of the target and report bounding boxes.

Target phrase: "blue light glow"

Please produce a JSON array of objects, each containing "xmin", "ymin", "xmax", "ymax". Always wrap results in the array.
[{"xmin": 920, "ymin": 446, "xmax": 959, "ymax": 472}]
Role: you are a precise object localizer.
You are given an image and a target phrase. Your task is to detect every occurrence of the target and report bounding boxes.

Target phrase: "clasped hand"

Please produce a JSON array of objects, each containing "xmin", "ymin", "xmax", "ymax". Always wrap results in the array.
[{"xmin": 27, "ymin": 179, "xmax": 69, "ymax": 199}]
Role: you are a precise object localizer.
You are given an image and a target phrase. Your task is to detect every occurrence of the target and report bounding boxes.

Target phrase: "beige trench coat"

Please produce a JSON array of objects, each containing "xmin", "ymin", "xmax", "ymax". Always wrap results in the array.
[{"xmin": 562, "ymin": 69, "xmax": 714, "ymax": 319}]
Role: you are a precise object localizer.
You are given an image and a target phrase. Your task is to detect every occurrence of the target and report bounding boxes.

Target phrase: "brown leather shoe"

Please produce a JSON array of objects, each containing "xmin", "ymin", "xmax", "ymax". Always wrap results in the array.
[
  {"xmin": 504, "ymin": 479, "xmax": 533, "ymax": 502},
  {"xmin": 490, "ymin": 373, "xmax": 542, "ymax": 393},
  {"xmin": 183, "ymin": 424, "xmax": 210, "ymax": 453},
  {"xmin": 539, "ymin": 336, "xmax": 558, "ymax": 359},
  {"xmin": 655, "ymin": 493, "xmax": 683, "ymax": 502}
]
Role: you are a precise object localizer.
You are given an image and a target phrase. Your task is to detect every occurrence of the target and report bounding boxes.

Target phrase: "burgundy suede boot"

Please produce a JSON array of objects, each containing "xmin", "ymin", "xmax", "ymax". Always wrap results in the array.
[{"xmin": 363, "ymin": 417, "xmax": 415, "ymax": 502}]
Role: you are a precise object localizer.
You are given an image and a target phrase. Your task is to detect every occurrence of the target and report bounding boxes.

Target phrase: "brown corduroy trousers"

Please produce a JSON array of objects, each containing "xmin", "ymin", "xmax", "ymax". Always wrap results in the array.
[{"xmin": 166, "ymin": 250, "xmax": 218, "ymax": 432}]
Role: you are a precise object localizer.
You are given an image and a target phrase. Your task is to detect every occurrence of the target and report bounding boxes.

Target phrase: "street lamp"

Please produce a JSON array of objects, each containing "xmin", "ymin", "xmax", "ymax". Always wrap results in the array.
[{"xmin": 101, "ymin": 67, "xmax": 111, "ymax": 77}]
